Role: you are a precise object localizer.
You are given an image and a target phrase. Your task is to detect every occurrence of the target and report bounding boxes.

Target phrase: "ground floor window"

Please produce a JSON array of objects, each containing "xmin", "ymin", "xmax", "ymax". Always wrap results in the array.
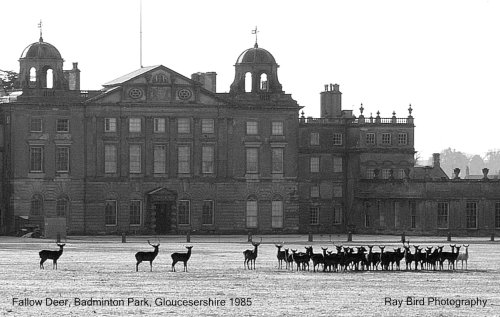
[
  {"xmin": 437, "ymin": 202, "xmax": 448, "ymax": 229},
  {"xmin": 178, "ymin": 200, "xmax": 190, "ymax": 225},
  {"xmin": 365, "ymin": 213, "xmax": 371, "ymax": 227},
  {"xmin": 333, "ymin": 206, "xmax": 342, "ymax": 224},
  {"xmin": 409, "ymin": 201, "xmax": 417, "ymax": 229},
  {"xmin": 378, "ymin": 201, "xmax": 384, "ymax": 227},
  {"xmin": 105, "ymin": 200, "xmax": 117, "ymax": 226},
  {"xmin": 496, "ymin": 202, "xmax": 500, "ymax": 229},
  {"xmin": 130, "ymin": 200, "xmax": 142, "ymax": 226},
  {"xmin": 56, "ymin": 198, "xmax": 69, "ymax": 217},
  {"xmin": 310, "ymin": 206, "xmax": 319, "ymax": 225},
  {"xmin": 246, "ymin": 197, "xmax": 258, "ymax": 228},
  {"xmin": 466, "ymin": 201, "xmax": 477, "ymax": 229},
  {"xmin": 202, "ymin": 200, "xmax": 214, "ymax": 225},
  {"xmin": 271, "ymin": 200, "xmax": 283, "ymax": 228},
  {"xmin": 393, "ymin": 201, "xmax": 400, "ymax": 228},
  {"xmin": 31, "ymin": 194, "xmax": 43, "ymax": 216}
]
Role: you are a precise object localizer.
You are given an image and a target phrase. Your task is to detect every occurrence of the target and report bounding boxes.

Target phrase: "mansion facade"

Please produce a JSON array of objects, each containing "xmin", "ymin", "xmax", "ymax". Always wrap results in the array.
[{"xmin": 1, "ymin": 36, "xmax": 499, "ymax": 236}]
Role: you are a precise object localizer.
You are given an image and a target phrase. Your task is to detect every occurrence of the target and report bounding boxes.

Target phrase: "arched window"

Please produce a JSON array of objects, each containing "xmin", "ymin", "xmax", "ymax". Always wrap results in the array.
[
  {"xmin": 245, "ymin": 72, "xmax": 252, "ymax": 92},
  {"xmin": 260, "ymin": 73, "xmax": 268, "ymax": 91},
  {"xmin": 30, "ymin": 194, "xmax": 43, "ymax": 216},
  {"xmin": 271, "ymin": 195, "xmax": 283, "ymax": 228},
  {"xmin": 56, "ymin": 196, "xmax": 69, "ymax": 217},
  {"xmin": 46, "ymin": 69, "xmax": 53, "ymax": 88},
  {"xmin": 29, "ymin": 67, "xmax": 37, "ymax": 87},
  {"xmin": 246, "ymin": 195, "xmax": 258, "ymax": 228}
]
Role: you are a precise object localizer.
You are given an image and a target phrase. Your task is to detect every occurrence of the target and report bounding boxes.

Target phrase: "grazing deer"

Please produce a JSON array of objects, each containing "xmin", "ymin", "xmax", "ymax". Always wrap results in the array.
[
  {"xmin": 243, "ymin": 239, "xmax": 261, "ymax": 270},
  {"xmin": 275, "ymin": 244, "xmax": 286, "ymax": 269},
  {"xmin": 171, "ymin": 246, "xmax": 193, "ymax": 272},
  {"xmin": 39, "ymin": 243, "xmax": 65, "ymax": 270},
  {"xmin": 135, "ymin": 240, "xmax": 160, "ymax": 272}
]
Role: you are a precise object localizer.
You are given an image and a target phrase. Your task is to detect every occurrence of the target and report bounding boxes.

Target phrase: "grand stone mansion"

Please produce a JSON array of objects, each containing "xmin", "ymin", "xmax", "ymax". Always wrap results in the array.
[{"xmin": 1, "ymin": 35, "xmax": 499, "ymax": 236}]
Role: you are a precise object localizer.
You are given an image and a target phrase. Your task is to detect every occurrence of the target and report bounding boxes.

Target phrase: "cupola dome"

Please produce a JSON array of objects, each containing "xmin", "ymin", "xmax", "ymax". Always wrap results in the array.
[
  {"xmin": 236, "ymin": 44, "xmax": 277, "ymax": 64},
  {"xmin": 230, "ymin": 43, "xmax": 282, "ymax": 95},
  {"xmin": 20, "ymin": 38, "xmax": 62, "ymax": 60}
]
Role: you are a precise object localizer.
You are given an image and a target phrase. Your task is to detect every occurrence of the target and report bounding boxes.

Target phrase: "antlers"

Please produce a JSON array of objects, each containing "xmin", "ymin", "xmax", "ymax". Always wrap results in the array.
[{"xmin": 148, "ymin": 240, "xmax": 160, "ymax": 247}]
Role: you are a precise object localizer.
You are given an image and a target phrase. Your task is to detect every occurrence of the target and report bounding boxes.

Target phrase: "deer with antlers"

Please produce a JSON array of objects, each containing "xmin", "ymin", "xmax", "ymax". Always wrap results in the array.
[
  {"xmin": 39, "ymin": 243, "xmax": 65, "ymax": 270},
  {"xmin": 135, "ymin": 240, "xmax": 160, "ymax": 272},
  {"xmin": 243, "ymin": 238, "xmax": 261, "ymax": 270},
  {"xmin": 171, "ymin": 246, "xmax": 193, "ymax": 272}
]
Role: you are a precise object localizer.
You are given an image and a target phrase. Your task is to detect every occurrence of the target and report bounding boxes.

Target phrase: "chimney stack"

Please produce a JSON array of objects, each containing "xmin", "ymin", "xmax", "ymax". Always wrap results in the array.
[
  {"xmin": 63, "ymin": 62, "xmax": 80, "ymax": 90},
  {"xmin": 191, "ymin": 72, "xmax": 217, "ymax": 92},
  {"xmin": 320, "ymin": 83, "xmax": 342, "ymax": 118},
  {"xmin": 432, "ymin": 153, "xmax": 440, "ymax": 168}
]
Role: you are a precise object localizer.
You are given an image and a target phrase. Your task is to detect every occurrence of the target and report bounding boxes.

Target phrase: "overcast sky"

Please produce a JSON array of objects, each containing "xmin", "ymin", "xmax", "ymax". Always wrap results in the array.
[{"xmin": 2, "ymin": 0, "xmax": 499, "ymax": 160}]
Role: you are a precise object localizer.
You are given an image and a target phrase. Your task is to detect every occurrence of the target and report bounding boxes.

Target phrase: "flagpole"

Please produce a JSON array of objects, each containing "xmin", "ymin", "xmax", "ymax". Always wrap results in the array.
[{"xmin": 140, "ymin": 0, "xmax": 143, "ymax": 68}]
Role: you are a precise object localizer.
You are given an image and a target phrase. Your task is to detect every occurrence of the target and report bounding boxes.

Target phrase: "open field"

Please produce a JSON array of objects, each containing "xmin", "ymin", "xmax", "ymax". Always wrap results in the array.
[{"xmin": 0, "ymin": 234, "xmax": 499, "ymax": 316}]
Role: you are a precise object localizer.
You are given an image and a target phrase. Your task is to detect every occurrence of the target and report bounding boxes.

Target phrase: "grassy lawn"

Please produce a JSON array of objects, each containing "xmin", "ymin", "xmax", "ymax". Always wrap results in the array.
[{"xmin": 0, "ymin": 234, "xmax": 499, "ymax": 316}]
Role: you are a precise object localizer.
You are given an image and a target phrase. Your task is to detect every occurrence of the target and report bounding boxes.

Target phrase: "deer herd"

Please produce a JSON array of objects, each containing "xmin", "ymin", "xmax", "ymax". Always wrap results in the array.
[
  {"xmin": 269, "ymin": 242, "xmax": 470, "ymax": 272},
  {"xmin": 37, "ymin": 239, "xmax": 471, "ymax": 273}
]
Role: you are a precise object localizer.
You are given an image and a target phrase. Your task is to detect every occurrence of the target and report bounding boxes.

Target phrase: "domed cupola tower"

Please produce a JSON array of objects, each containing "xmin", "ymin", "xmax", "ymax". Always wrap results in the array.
[
  {"xmin": 19, "ymin": 34, "xmax": 66, "ymax": 90},
  {"xmin": 230, "ymin": 42, "xmax": 283, "ymax": 95}
]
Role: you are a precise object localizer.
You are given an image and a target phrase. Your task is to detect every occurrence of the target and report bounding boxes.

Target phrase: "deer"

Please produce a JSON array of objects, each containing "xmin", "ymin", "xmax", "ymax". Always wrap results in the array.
[
  {"xmin": 310, "ymin": 246, "xmax": 324, "ymax": 272},
  {"xmin": 366, "ymin": 245, "xmax": 381, "ymax": 270},
  {"xmin": 243, "ymin": 238, "xmax": 261, "ymax": 270},
  {"xmin": 171, "ymin": 246, "xmax": 193, "ymax": 272},
  {"xmin": 449, "ymin": 245, "xmax": 461, "ymax": 270},
  {"xmin": 456, "ymin": 244, "xmax": 469, "ymax": 270},
  {"xmin": 135, "ymin": 240, "xmax": 160, "ymax": 272},
  {"xmin": 403, "ymin": 244, "xmax": 415, "ymax": 270},
  {"xmin": 39, "ymin": 243, "xmax": 65, "ymax": 270},
  {"xmin": 275, "ymin": 244, "xmax": 286, "ymax": 269},
  {"xmin": 284, "ymin": 248, "xmax": 294, "ymax": 270}
]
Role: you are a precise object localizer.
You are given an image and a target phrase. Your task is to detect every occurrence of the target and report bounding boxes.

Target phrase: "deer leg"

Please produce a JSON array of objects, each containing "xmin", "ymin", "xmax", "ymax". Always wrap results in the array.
[
  {"xmin": 150, "ymin": 261, "xmax": 153, "ymax": 272},
  {"xmin": 40, "ymin": 258, "xmax": 45, "ymax": 269}
]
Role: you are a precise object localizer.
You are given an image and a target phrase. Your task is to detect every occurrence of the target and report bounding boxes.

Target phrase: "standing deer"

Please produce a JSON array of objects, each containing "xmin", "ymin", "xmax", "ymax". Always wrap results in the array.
[
  {"xmin": 243, "ymin": 239, "xmax": 261, "ymax": 270},
  {"xmin": 285, "ymin": 248, "xmax": 294, "ymax": 270},
  {"xmin": 457, "ymin": 244, "xmax": 469, "ymax": 270},
  {"xmin": 135, "ymin": 240, "xmax": 160, "ymax": 272},
  {"xmin": 39, "ymin": 243, "xmax": 65, "ymax": 270},
  {"xmin": 171, "ymin": 246, "xmax": 193, "ymax": 272},
  {"xmin": 275, "ymin": 244, "xmax": 286, "ymax": 269}
]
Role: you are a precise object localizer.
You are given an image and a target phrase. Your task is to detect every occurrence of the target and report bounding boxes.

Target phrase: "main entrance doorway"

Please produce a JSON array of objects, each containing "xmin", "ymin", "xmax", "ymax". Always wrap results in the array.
[
  {"xmin": 147, "ymin": 187, "xmax": 177, "ymax": 235},
  {"xmin": 154, "ymin": 201, "xmax": 175, "ymax": 234}
]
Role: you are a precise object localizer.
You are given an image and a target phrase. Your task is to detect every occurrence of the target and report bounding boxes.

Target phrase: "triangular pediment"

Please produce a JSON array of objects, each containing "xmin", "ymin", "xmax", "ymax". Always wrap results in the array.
[
  {"xmin": 146, "ymin": 187, "xmax": 177, "ymax": 197},
  {"xmin": 87, "ymin": 65, "xmax": 225, "ymax": 106}
]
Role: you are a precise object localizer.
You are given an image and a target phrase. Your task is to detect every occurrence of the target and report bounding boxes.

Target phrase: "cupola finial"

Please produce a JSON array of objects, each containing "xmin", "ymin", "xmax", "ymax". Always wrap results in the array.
[
  {"xmin": 252, "ymin": 26, "xmax": 259, "ymax": 48},
  {"xmin": 38, "ymin": 20, "xmax": 43, "ymax": 42}
]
